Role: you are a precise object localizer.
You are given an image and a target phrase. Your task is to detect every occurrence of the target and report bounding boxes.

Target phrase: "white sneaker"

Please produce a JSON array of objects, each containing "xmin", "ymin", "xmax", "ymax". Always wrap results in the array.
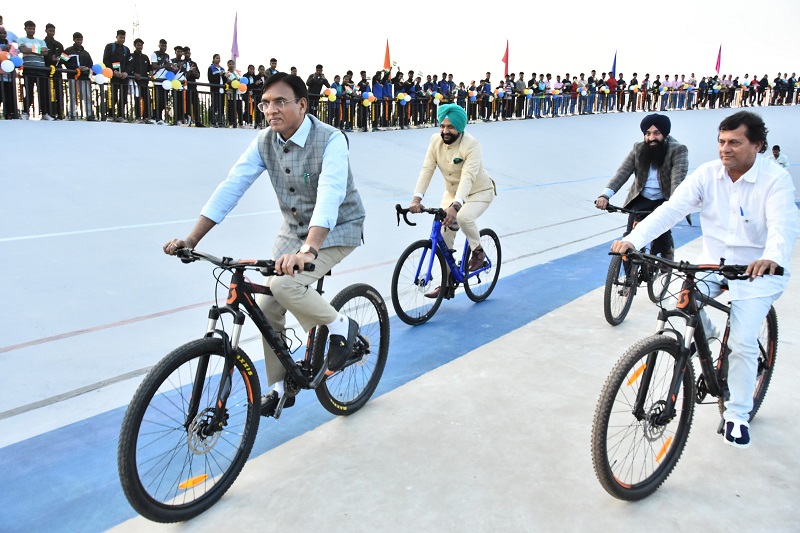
[{"xmin": 42, "ymin": 114, "xmax": 54, "ymax": 121}]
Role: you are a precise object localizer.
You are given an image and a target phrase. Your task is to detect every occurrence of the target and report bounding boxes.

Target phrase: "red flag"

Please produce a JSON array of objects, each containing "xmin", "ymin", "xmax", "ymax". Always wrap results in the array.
[
  {"xmin": 715, "ymin": 45, "xmax": 721, "ymax": 75},
  {"xmin": 231, "ymin": 12, "xmax": 239, "ymax": 62},
  {"xmin": 501, "ymin": 40, "xmax": 509, "ymax": 77},
  {"xmin": 384, "ymin": 40, "xmax": 391, "ymax": 70}
]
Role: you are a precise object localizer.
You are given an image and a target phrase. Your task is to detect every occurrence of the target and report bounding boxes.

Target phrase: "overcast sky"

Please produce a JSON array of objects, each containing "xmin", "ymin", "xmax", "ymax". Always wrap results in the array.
[{"xmin": 4, "ymin": 1, "xmax": 798, "ymax": 84}]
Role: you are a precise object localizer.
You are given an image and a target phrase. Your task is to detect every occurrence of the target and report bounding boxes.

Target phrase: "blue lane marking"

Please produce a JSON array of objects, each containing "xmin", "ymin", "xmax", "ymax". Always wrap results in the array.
[{"xmin": 0, "ymin": 223, "xmax": 699, "ymax": 532}]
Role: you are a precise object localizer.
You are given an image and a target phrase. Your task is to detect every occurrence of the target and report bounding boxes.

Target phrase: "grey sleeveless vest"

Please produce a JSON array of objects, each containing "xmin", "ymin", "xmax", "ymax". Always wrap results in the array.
[{"xmin": 257, "ymin": 116, "xmax": 366, "ymax": 258}]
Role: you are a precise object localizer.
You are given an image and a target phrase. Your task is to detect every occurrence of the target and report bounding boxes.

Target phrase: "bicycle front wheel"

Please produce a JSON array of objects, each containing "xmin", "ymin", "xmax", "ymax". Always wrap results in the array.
[
  {"xmin": 591, "ymin": 335, "xmax": 695, "ymax": 501},
  {"xmin": 717, "ymin": 306, "xmax": 778, "ymax": 421},
  {"xmin": 391, "ymin": 239, "xmax": 446, "ymax": 325},
  {"xmin": 647, "ymin": 264, "xmax": 673, "ymax": 304},
  {"xmin": 603, "ymin": 255, "xmax": 638, "ymax": 326},
  {"xmin": 313, "ymin": 283, "xmax": 390, "ymax": 416},
  {"xmin": 464, "ymin": 228, "xmax": 501, "ymax": 302},
  {"xmin": 118, "ymin": 338, "xmax": 261, "ymax": 523}
]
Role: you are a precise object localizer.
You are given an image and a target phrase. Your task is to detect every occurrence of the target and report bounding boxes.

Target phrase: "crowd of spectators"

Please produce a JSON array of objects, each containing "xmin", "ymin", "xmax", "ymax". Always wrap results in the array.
[{"xmin": 1, "ymin": 15, "xmax": 798, "ymax": 131}]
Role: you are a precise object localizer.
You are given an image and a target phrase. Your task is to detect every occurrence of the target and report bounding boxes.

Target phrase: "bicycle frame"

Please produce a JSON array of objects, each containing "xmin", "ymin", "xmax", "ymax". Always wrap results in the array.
[
  {"xmin": 414, "ymin": 210, "xmax": 493, "ymax": 291},
  {"xmin": 186, "ymin": 264, "xmax": 329, "ymax": 431}
]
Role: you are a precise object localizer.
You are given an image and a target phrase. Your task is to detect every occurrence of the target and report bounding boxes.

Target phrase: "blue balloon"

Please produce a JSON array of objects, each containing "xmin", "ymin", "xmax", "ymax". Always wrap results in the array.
[
  {"xmin": 239, "ymin": 77, "xmax": 248, "ymax": 85},
  {"xmin": 92, "ymin": 64, "xmax": 103, "ymax": 75},
  {"xmin": 399, "ymin": 99, "xmax": 407, "ymax": 106},
  {"xmin": 165, "ymin": 71, "xmax": 175, "ymax": 81},
  {"xmin": 11, "ymin": 56, "xmax": 24, "ymax": 68},
  {"xmin": 470, "ymin": 96, "xmax": 476, "ymax": 102}
]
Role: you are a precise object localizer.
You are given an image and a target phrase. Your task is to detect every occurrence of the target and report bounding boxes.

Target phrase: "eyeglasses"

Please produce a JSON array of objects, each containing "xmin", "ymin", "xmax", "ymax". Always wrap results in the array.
[{"xmin": 257, "ymin": 98, "xmax": 300, "ymax": 112}]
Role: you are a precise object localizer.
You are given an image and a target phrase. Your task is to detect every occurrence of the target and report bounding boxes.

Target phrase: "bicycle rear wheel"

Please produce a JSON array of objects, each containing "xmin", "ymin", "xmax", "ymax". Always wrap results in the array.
[
  {"xmin": 603, "ymin": 255, "xmax": 638, "ymax": 326},
  {"xmin": 647, "ymin": 264, "xmax": 673, "ymax": 304},
  {"xmin": 592, "ymin": 335, "xmax": 695, "ymax": 501},
  {"xmin": 464, "ymin": 228, "xmax": 501, "ymax": 302},
  {"xmin": 391, "ymin": 239, "xmax": 446, "ymax": 325},
  {"xmin": 717, "ymin": 306, "xmax": 778, "ymax": 421},
  {"xmin": 118, "ymin": 338, "xmax": 261, "ymax": 522},
  {"xmin": 313, "ymin": 283, "xmax": 390, "ymax": 416}
]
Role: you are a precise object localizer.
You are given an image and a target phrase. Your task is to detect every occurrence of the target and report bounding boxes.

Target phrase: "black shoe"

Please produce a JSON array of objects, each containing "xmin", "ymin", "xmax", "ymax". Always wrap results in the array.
[
  {"xmin": 260, "ymin": 390, "xmax": 295, "ymax": 418},
  {"xmin": 326, "ymin": 318, "xmax": 358, "ymax": 372}
]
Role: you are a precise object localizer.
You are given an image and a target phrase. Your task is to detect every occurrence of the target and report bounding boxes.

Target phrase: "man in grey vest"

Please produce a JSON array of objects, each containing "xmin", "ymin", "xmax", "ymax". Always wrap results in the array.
[{"xmin": 164, "ymin": 73, "xmax": 366, "ymax": 417}]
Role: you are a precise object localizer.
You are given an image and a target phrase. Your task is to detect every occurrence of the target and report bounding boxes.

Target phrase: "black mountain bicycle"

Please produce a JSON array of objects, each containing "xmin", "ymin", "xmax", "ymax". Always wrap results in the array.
[
  {"xmin": 117, "ymin": 249, "xmax": 390, "ymax": 522},
  {"xmin": 603, "ymin": 205, "xmax": 673, "ymax": 325},
  {"xmin": 592, "ymin": 251, "xmax": 780, "ymax": 501}
]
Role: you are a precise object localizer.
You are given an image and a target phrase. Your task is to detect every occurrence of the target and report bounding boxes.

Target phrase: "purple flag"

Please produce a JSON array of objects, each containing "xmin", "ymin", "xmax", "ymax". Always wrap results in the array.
[{"xmin": 231, "ymin": 12, "xmax": 239, "ymax": 62}]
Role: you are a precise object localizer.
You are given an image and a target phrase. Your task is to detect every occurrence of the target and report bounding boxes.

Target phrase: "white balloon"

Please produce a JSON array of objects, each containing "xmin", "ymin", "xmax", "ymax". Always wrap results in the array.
[
  {"xmin": 94, "ymin": 74, "xmax": 107, "ymax": 85},
  {"xmin": 404, "ymin": 94, "xmax": 411, "ymax": 102},
  {"xmin": 162, "ymin": 79, "xmax": 172, "ymax": 91},
  {"xmin": 0, "ymin": 59, "xmax": 14, "ymax": 73}
]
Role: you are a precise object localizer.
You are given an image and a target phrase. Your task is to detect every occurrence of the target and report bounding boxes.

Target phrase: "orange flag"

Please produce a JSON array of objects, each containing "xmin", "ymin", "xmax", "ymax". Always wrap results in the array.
[
  {"xmin": 501, "ymin": 40, "xmax": 509, "ymax": 77},
  {"xmin": 384, "ymin": 40, "xmax": 391, "ymax": 70}
]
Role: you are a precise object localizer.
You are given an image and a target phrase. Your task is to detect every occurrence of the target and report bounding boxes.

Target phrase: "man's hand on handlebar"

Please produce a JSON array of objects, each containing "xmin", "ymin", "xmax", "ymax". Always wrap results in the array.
[
  {"xmin": 409, "ymin": 197, "xmax": 423, "ymax": 214},
  {"xmin": 746, "ymin": 259, "xmax": 781, "ymax": 281},
  {"xmin": 595, "ymin": 196, "xmax": 609, "ymax": 210},
  {"xmin": 163, "ymin": 237, "xmax": 196, "ymax": 255},
  {"xmin": 443, "ymin": 205, "xmax": 458, "ymax": 228},
  {"xmin": 610, "ymin": 240, "xmax": 635, "ymax": 255},
  {"xmin": 274, "ymin": 252, "xmax": 315, "ymax": 276}
]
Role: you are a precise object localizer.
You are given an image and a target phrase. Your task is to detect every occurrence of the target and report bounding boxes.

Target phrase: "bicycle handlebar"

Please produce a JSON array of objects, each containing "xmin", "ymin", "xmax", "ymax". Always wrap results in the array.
[
  {"xmin": 611, "ymin": 250, "xmax": 784, "ymax": 280},
  {"xmin": 175, "ymin": 248, "xmax": 315, "ymax": 275},
  {"xmin": 605, "ymin": 204, "xmax": 653, "ymax": 217},
  {"xmin": 395, "ymin": 203, "xmax": 446, "ymax": 227}
]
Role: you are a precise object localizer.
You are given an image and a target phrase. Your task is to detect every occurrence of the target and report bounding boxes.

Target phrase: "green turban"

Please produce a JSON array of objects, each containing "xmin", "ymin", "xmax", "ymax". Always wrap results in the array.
[{"xmin": 437, "ymin": 104, "xmax": 467, "ymax": 132}]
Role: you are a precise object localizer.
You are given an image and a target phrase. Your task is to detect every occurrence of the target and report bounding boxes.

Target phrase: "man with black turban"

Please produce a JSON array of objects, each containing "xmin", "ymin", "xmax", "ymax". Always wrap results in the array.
[
  {"xmin": 595, "ymin": 113, "xmax": 688, "ymax": 261},
  {"xmin": 408, "ymin": 104, "xmax": 497, "ymax": 297}
]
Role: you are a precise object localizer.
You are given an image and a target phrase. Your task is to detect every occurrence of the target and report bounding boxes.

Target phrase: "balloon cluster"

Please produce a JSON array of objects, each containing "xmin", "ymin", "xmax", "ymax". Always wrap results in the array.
[
  {"xmin": 360, "ymin": 92, "xmax": 377, "ymax": 106},
  {"xmin": 89, "ymin": 64, "xmax": 110, "ymax": 84},
  {"xmin": 395, "ymin": 92, "xmax": 411, "ymax": 105},
  {"xmin": 0, "ymin": 54, "xmax": 23, "ymax": 73},
  {"xmin": 323, "ymin": 88, "xmax": 337, "ymax": 101},
  {"xmin": 230, "ymin": 77, "xmax": 248, "ymax": 92}
]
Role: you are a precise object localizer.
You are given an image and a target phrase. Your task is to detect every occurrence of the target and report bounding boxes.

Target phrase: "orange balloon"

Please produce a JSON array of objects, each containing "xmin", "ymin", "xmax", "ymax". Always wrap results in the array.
[
  {"xmin": 0, "ymin": 51, "xmax": 8, "ymax": 61},
  {"xmin": 102, "ymin": 67, "xmax": 113, "ymax": 78},
  {"xmin": 238, "ymin": 84, "xmax": 247, "ymax": 93},
  {"xmin": 368, "ymin": 95, "xmax": 376, "ymax": 102}
]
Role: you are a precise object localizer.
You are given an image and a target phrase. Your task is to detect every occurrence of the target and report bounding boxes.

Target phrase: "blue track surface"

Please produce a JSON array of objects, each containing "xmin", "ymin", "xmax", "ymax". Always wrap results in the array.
[{"xmin": 0, "ymin": 222, "xmax": 699, "ymax": 532}]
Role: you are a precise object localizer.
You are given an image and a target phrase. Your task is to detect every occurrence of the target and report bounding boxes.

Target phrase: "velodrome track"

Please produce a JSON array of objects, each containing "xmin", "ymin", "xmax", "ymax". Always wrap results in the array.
[{"xmin": 1, "ymin": 107, "xmax": 798, "ymax": 531}]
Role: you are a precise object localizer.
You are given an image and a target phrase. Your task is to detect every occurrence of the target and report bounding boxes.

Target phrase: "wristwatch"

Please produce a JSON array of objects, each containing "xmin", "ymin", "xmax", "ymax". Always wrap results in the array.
[{"xmin": 298, "ymin": 244, "xmax": 319, "ymax": 259}]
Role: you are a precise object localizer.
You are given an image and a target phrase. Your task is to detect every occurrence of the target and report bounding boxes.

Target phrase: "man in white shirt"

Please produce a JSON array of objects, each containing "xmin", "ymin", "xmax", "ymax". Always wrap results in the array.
[
  {"xmin": 612, "ymin": 111, "xmax": 799, "ymax": 449},
  {"xmin": 769, "ymin": 145, "xmax": 789, "ymax": 169}
]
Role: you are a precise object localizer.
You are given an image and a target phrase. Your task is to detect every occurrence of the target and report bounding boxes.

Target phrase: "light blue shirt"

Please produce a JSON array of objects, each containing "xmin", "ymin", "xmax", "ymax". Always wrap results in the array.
[
  {"xmin": 641, "ymin": 164, "xmax": 664, "ymax": 200},
  {"xmin": 202, "ymin": 115, "xmax": 349, "ymax": 231}
]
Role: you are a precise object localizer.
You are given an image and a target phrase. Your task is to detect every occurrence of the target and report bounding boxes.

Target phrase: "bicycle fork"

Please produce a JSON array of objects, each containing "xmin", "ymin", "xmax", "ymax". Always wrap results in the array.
[{"xmin": 182, "ymin": 305, "xmax": 245, "ymax": 435}]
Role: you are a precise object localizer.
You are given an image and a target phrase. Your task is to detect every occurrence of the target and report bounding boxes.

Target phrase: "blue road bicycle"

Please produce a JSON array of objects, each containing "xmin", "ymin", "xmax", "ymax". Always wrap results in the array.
[{"xmin": 391, "ymin": 204, "xmax": 501, "ymax": 325}]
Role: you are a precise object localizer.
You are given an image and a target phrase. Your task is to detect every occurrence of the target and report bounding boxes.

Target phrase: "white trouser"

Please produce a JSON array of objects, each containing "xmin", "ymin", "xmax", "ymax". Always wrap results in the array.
[{"xmin": 698, "ymin": 273, "xmax": 779, "ymax": 422}]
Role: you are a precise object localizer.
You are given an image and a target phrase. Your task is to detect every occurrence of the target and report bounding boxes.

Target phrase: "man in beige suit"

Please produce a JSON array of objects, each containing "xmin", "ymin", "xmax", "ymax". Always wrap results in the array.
[{"xmin": 409, "ymin": 104, "xmax": 496, "ymax": 298}]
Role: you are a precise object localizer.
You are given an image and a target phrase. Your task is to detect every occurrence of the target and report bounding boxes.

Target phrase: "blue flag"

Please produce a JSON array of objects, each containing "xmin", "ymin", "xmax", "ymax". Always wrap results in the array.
[{"xmin": 611, "ymin": 51, "xmax": 617, "ymax": 78}]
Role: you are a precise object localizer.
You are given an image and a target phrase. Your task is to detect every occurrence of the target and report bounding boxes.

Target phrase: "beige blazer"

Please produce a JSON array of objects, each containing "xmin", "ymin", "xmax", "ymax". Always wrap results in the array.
[{"xmin": 414, "ymin": 131, "xmax": 496, "ymax": 206}]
